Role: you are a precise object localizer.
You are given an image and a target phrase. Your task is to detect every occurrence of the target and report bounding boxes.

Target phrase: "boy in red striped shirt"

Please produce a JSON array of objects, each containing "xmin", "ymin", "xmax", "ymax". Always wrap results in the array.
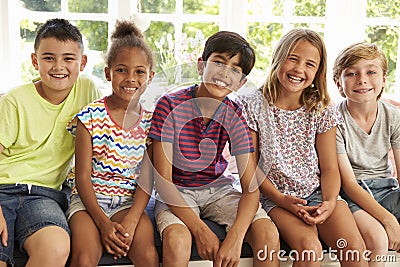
[{"xmin": 149, "ymin": 31, "xmax": 279, "ymax": 267}]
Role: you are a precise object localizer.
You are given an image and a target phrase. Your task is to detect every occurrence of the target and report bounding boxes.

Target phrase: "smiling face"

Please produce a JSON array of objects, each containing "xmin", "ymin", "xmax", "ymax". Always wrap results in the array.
[
  {"xmin": 31, "ymin": 37, "xmax": 86, "ymax": 94},
  {"xmin": 105, "ymin": 47, "xmax": 154, "ymax": 103},
  {"xmin": 197, "ymin": 52, "xmax": 247, "ymax": 100},
  {"xmin": 277, "ymin": 40, "xmax": 320, "ymax": 98},
  {"xmin": 336, "ymin": 58, "xmax": 385, "ymax": 104}
]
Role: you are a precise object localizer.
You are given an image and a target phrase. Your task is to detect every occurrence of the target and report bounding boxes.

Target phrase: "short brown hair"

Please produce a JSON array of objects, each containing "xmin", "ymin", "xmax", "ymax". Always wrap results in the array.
[{"xmin": 333, "ymin": 42, "xmax": 387, "ymax": 98}]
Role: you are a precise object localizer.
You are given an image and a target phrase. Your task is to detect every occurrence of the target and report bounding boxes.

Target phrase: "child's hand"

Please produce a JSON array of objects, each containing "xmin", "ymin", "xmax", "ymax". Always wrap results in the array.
[
  {"xmin": 277, "ymin": 194, "xmax": 308, "ymax": 217},
  {"xmin": 99, "ymin": 220, "xmax": 129, "ymax": 257},
  {"xmin": 300, "ymin": 200, "xmax": 335, "ymax": 225},
  {"xmin": 214, "ymin": 231, "xmax": 241, "ymax": 267},
  {"xmin": 117, "ymin": 218, "xmax": 138, "ymax": 252},
  {"xmin": 383, "ymin": 217, "xmax": 400, "ymax": 251},
  {"xmin": 0, "ymin": 208, "xmax": 8, "ymax": 247},
  {"xmin": 193, "ymin": 226, "xmax": 220, "ymax": 261}
]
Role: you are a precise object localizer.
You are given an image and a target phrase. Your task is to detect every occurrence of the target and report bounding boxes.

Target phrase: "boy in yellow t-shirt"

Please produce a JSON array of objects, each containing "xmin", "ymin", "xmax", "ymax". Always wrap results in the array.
[{"xmin": 0, "ymin": 18, "xmax": 102, "ymax": 267}]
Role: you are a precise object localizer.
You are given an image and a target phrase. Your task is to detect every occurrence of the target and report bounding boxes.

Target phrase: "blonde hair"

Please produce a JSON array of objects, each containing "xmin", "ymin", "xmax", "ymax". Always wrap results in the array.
[
  {"xmin": 333, "ymin": 42, "xmax": 387, "ymax": 99},
  {"xmin": 263, "ymin": 28, "xmax": 329, "ymax": 112}
]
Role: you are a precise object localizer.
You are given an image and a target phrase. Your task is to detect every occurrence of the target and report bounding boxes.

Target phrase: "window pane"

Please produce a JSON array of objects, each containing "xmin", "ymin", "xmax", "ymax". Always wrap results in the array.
[
  {"xmin": 76, "ymin": 21, "xmax": 108, "ymax": 51},
  {"xmin": 366, "ymin": 25, "xmax": 399, "ymax": 93},
  {"xmin": 20, "ymin": 0, "xmax": 61, "ymax": 12},
  {"xmin": 247, "ymin": 23, "xmax": 282, "ymax": 73},
  {"xmin": 248, "ymin": 0, "xmax": 283, "ymax": 17},
  {"xmin": 20, "ymin": 20, "xmax": 42, "ymax": 83},
  {"xmin": 294, "ymin": 0, "xmax": 325, "ymax": 17},
  {"xmin": 184, "ymin": 0, "xmax": 219, "ymax": 15},
  {"xmin": 182, "ymin": 23, "xmax": 218, "ymax": 81},
  {"xmin": 292, "ymin": 23, "xmax": 325, "ymax": 36},
  {"xmin": 140, "ymin": 0, "xmax": 175, "ymax": 13},
  {"xmin": 68, "ymin": 0, "xmax": 108, "ymax": 13},
  {"xmin": 145, "ymin": 22, "xmax": 176, "ymax": 77},
  {"xmin": 183, "ymin": 22, "xmax": 218, "ymax": 41},
  {"xmin": 367, "ymin": 0, "xmax": 400, "ymax": 19}
]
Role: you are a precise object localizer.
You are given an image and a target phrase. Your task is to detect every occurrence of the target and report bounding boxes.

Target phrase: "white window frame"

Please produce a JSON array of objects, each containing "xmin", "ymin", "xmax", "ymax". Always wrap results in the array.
[{"xmin": 1, "ymin": 0, "xmax": 399, "ymax": 101}]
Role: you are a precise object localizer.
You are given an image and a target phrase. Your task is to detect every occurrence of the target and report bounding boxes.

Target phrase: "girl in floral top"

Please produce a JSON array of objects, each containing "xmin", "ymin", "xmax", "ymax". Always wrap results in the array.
[
  {"xmin": 241, "ymin": 29, "xmax": 368, "ymax": 267},
  {"xmin": 66, "ymin": 20, "xmax": 158, "ymax": 267}
]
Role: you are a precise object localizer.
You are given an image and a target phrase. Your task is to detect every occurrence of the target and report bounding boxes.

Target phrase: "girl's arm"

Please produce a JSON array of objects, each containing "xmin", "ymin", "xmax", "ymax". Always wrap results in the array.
[
  {"xmin": 338, "ymin": 153, "xmax": 400, "ymax": 250},
  {"xmin": 302, "ymin": 127, "xmax": 339, "ymax": 224},
  {"xmin": 74, "ymin": 120, "xmax": 128, "ymax": 256},
  {"xmin": 119, "ymin": 145, "xmax": 154, "ymax": 242},
  {"xmin": 250, "ymin": 130, "xmax": 307, "ymax": 215}
]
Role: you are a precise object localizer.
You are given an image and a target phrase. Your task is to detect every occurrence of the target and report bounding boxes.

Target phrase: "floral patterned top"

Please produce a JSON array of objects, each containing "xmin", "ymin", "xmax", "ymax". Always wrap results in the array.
[{"xmin": 240, "ymin": 90, "xmax": 343, "ymax": 198}]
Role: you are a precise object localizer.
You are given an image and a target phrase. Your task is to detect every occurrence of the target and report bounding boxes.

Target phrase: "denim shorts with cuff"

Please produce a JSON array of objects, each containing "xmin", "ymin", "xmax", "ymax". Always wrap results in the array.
[
  {"xmin": 262, "ymin": 187, "xmax": 345, "ymax": 214},
  {"xmin": 0, "ymin": 184, "xmax": 70, "ymax": 266},
  {"xmin": 67, "ymin": 193, "xmax": 134, "ymax": 221},
  {"xmin": 341, "ymin": 177, "xmax": 400, "ymax": 219}
]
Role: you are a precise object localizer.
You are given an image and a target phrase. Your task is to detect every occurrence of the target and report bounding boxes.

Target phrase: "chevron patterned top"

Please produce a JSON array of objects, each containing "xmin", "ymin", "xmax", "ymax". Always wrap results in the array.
[{"xmin": 66, "ymin": 97, "xmax": 153, "ymax": 196}]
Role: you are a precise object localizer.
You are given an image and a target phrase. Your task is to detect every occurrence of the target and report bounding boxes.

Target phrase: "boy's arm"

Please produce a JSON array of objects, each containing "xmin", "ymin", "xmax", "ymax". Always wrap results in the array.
[
  {"xmin": 393, "ymin": 148, "xmax": 400, "ymax": 184},
  {"xmin": 153, "ymin": 140, "xmax": 221, "ymax": 261},
  {"xmin": 74, "ymin": 120, "xmax": 128, "ymax": 256},
  {"xmin": 338, "ymin": 153, "xmax": 400, "ymax": 250},
  {"xmin": 215, "ymin": 151, "xmax": 259, "ymax": 266},
  {"xmin": 0, "ymin": 139, "xmax": 8, "ymax": 246}
]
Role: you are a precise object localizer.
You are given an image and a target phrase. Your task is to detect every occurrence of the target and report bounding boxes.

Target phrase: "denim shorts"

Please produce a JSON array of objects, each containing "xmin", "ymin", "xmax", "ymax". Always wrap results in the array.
[
  {"xmin": 341, "ymin": 177, "xmax": 400, "ymax": 219},
  {"xmin": 154, "ymin": 184, "xmax": 269, "ymax": 236},
  {"xmin": 0, "ymin": 184, "xmax": 70, "ymax": 265},
  {"xmin": 261, "ymin": 187, "xmax": 345, "ymax": 214},
  {"xmin": 67, "ymin": 193, "xmax": 134, "ymax": 221}
]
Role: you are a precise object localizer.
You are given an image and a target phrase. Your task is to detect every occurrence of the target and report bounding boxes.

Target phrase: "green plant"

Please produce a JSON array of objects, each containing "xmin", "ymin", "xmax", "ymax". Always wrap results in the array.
[{"xmin": 154, "ymin": 30, "xmax": 204, "ymax": 85}]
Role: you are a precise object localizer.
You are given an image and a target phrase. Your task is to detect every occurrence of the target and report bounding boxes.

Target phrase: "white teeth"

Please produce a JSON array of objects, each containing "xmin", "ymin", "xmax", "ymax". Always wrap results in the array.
[
  {"xmin": 52, "ymin": 74, "xmax": 67, "ymax": 78},
  {"xmin": 355, "ymin": 89, "xmax": 372, "ymax": 93},
  {"xmin": 288, "ymin": 75, "xmax": 303, "ymax": 82},
  {"xmin": 214, "ymin": 80, "xmax": 227, "ymax": 87},
  {"xmin": 124, "ymin": 87, "xmax": 138, "ymax": 91}
]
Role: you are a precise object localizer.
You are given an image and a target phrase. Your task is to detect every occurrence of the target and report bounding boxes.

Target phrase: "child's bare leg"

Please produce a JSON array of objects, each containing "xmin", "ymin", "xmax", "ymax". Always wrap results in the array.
[
  {"xmin": 0, "ymin": 261, "xmax": 7, "ymax": 267},
  {"xmin": 162, "ymin": 224, "xmax": 191, "ymax": 267},
  {"xmin": 24, "ymin": 225, "xmax": 70, "ymax": 267},
  {"xmin": 270, "ymin": 207, "xmax": 322, "ymax": 267},
  {"xmin": 68, "ymin": 211, "xmax": 103, "ymax": 267},
  {"xmin": 126, "ymin": 213, "xmax": 159, "ymax": 267},
  {"xmin": 245, "ymin": 218, "xmax": 280, "ymax": 267},
  {"xmin": 318, "ymin": 201, "xmax": 368, "ymax": 267},
  {"xmin": 353, "ymin": 210, "xmax": 388, "ymax": 267}
]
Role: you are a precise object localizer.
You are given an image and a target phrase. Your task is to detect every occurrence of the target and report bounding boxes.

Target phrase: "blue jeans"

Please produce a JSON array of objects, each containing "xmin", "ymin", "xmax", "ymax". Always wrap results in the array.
[
  {"xmin": 67, "ymin": 193, "xmax": 133, "ymax": 221},
  {"xmin": 341, "ymin": 178, "xmax": 400, "ymax": 219},
  {"xmin": 0, "ymin": 184, "xmax": 70, "ymax": 265}
]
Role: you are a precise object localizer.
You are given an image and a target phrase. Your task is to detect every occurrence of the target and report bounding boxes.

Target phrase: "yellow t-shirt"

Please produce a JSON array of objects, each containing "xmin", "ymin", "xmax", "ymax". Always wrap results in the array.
[{"xmin": 0, "ymin": 74, "xmax": 102, "ymax": 190}]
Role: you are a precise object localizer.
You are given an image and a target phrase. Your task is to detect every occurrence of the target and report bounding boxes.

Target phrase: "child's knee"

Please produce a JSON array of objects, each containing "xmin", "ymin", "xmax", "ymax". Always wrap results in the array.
[
  {"xmin": 249, "ymin": 218, "xmax": 279, "ymax": 245},
  {"xmin": 296, "ymin": 235, "xmax": 323, "ymax": 254},
  {"xmin": 162, "ymin": 224, "xmax": 192, "ymax": 250}
]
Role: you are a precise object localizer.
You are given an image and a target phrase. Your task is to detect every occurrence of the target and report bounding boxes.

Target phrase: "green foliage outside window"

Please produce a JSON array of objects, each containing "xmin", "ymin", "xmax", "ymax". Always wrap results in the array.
[
  {"xmin": 140, "ymin": 0, "xmax": 175, "ymax": 13},
  {"xmin": 17, "ymin": 0, "xmax": 400, "ymax": 93},
  {"xmin": 183, "ymin": 0, "xmax": 220, "ymax": 15},
  {"xmin": 20, "ymin": 0, "xmax": 60, "ymax": 12},
  {"xmin": 68, "ymin": 0, "xmax": 108, "ymax": 13}
]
